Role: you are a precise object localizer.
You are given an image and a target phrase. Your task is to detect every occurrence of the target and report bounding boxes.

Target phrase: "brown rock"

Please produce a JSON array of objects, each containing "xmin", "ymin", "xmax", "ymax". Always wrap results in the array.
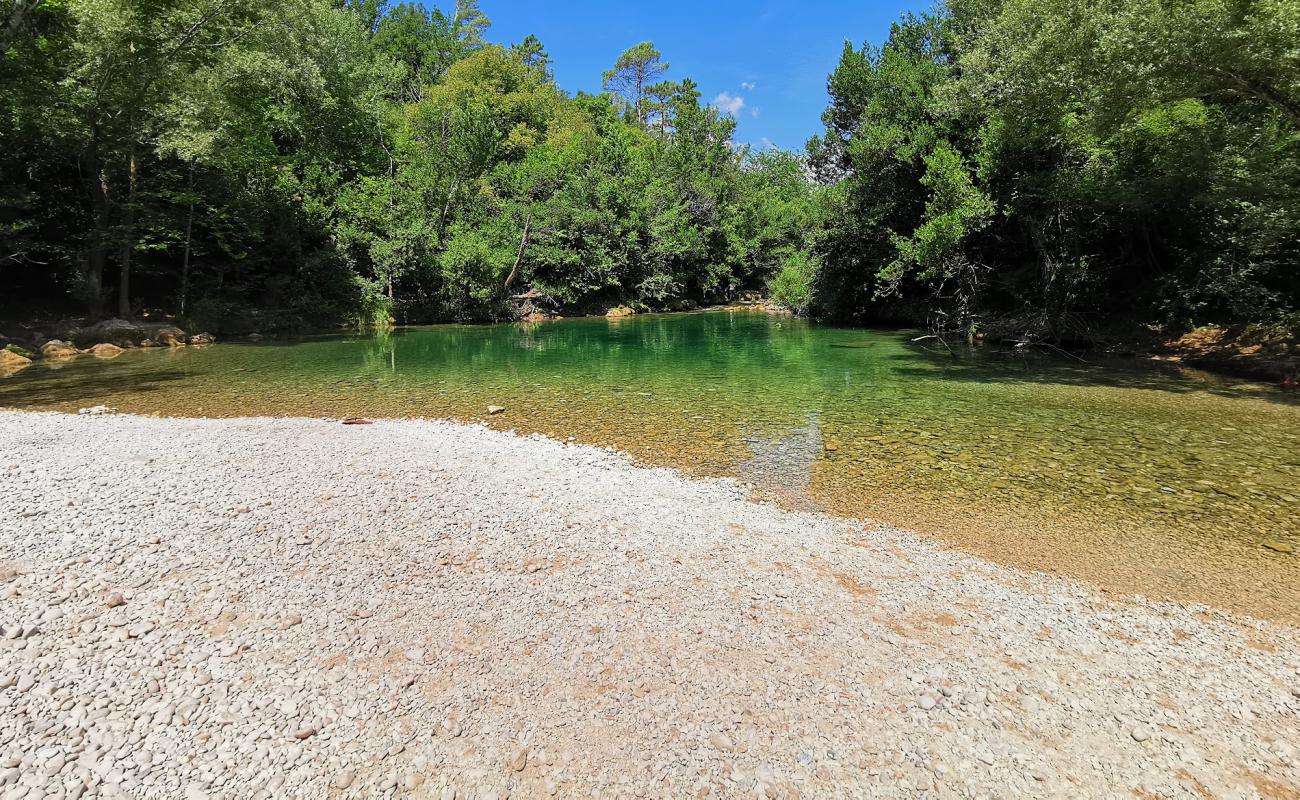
[
  {"xmin": 153, "ymin": 326, "xmax": 188, "ymax": 347},
  {"xmin": 40, "ymin": 340, "xmax": 80, "ymax": 360},
  {"xmin": 0, "ymin": 348, "xmax": 32, "ymax": 375},
  {"xmin": 488, "ymin": 405, "xmax": 506, "ymax": 415},
  {"xmin": 189, "ymin": 332, "xmax": 216, "ymax": 346},
  {"xmin": 507, "ymin": 748, "xmax": 528, "ymax": 772},
  {"xmin": 1263, "ymin": 541, "xmax": 1294, "ymax": 554},
  {"xmin": 605, "ymin": 306, "xmax": 635, "ymax": 319},
  {"xmin": 104, "ymin": 591, "xmax": 126, "ymax": 608},
  {"xmin": 89, "ymin": 343, "xmax": 125, "ymax": 359}
]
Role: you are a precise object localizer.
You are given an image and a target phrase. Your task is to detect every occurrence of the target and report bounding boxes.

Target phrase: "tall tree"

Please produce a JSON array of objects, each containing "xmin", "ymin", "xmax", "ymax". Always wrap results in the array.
[
  {"xmin": 451, "ymin": 0, "xmax": 488, "ymax": 48},
  {"xmin": 512, "ymin": 34, "xmax": 550, "ymax": 76},
  {"xmin": 602, "ymin": 42, "xmax": 668, "ymax": 127}
]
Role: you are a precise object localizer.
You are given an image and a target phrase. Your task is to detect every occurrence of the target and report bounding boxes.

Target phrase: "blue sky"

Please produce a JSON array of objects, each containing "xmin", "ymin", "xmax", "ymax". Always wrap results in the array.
[{"xmin": 464, "ymin": 1, "xmax": 928, "ymax": 151}]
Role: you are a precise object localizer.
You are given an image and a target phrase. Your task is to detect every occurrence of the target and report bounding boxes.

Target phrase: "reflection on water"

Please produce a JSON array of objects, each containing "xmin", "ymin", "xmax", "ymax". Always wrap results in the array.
[{"xmin": 2, "ymin": 310, "xmax": 1297, "ymax": 621}]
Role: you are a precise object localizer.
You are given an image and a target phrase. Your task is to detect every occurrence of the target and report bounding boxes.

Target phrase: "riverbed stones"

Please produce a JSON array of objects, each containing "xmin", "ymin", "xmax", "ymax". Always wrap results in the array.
[
  {"xmin": 1263, "ymin": 540, "xmax": 1294, "ymax": 554},
  {"xmin": 0, "ymin": 410, "xmax": 1296, "ymax": 798}
]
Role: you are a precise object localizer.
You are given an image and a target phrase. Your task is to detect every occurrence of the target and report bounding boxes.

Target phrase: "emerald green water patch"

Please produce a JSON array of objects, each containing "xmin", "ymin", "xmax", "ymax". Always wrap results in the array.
[{"xmin": 3, "ymin": 310, "xmax": 1297, "ymax": 620}]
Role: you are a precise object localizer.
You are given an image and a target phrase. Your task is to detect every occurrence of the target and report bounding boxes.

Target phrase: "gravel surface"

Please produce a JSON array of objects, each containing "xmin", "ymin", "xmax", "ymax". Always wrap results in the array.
[{"xmin": 1, "ymin": 411, "xmax": 1298, "ymax": 799}]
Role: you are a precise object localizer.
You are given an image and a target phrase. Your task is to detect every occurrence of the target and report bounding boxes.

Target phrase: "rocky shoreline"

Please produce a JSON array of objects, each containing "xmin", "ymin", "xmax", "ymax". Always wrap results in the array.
[
  {"xmin": 0, "ymin": 319, "xmax": 216, "ymax": 377},
  {"xmin": 1, "ymin": 412, "xmax": 1297, "ymax": 798}
]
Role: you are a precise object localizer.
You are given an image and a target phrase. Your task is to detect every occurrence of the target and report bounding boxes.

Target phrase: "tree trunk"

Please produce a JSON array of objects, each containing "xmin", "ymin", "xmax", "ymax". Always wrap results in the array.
[
  {"xmin": 180, "ymin": 161, "xmax": 195, "ymax": 316},
  {"xmin": 82, "ymin": 152, "xmax": 112, "ymax": 319},
  {"xmin": 117, "ymin": 146, "xmax": 138, "ymax": 319},
  {"xmin": 635, "ymin": 70, "xmax": 645, "ymax": 126},
  {"xmin": 85, "ymin": 212, "xmax": 108, "ymax": 320},
  {"xmin": 504, "ymin": 210, "xmax": 533, "ymax": 290},
  {"xmin": 0, "ymin": 0, "xmax": 37, "ymax": 54},
  {"xmin": 439, "ymin": 177, "xmax": 459, "ymax": 240}
]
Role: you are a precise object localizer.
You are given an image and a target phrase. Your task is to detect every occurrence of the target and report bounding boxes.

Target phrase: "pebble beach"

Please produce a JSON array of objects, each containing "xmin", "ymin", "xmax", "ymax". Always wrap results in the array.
[{"xmin": 1, "ymin": 411, "xmax": 1297, "ymax": 798}]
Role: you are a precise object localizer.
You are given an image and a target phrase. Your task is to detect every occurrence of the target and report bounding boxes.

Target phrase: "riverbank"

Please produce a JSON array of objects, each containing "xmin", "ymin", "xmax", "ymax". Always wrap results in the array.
[
  {"xmin": 1, "ymin": 412, "xmax": 1296, "ymax": 798},
  {"xmin": 0, "ymin": 318, "xmax": 216, "ymax": 377},
  {"xmin": 1147, "ymin": 324, "xmax": 1299, "ymax": 384}
]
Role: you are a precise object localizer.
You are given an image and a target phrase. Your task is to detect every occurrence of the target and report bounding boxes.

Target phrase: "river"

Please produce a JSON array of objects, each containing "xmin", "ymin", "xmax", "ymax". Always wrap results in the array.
[{"xmin": 3, "ymin": 309, "xmax": 1296, "ymax": 621}]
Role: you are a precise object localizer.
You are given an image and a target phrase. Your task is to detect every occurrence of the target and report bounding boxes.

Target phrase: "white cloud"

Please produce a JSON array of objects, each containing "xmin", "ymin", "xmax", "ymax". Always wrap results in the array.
[
  {"xmin": 760, "ymin": 137, "xmax": 776, "ymax": 150},
  {"xmin": 740, "ymin": 81, "xmax": 756, "ymax": 91},
  {"xmin": 711, "ymin": 92, "xmax": 745, "ymax": 116},
  {"xmin": 751, "ymin": 107, "xmax": 760, "ymax": 118}
]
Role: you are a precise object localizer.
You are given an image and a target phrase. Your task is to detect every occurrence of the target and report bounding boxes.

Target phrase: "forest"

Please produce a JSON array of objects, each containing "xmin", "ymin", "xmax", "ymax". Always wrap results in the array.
[{"xmin": 0, "ymin": 0, "xmax": 1297, "ymax": 340}]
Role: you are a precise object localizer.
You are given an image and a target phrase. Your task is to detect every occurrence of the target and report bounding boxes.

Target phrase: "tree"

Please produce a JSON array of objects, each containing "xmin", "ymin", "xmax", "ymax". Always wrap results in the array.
[
  {"xmin": 451, "ymin": 0, "xmax": 488, "ymax": 48},
  {"xmin": 63, "ymin": 0, "xmax": 267, "ymax": 318},
  {"xmin": 602, "ymin": 42, "xmax": 668, "ymax": 127},
  {"xmin": 372, "ymin": 3, "xmax": 461, "ymax": 102},
  {"xmin": 645, "ymin": 80, "xmax": 680, "ymax": 136},
  {"xmin": 806, "ymin": 13, "xmax": 989, "ymax": 324},
  {"xmin": 512, "ymin": 34, "xmax": 550, "ymax": 76},
  {"xmin": 0, "ymin": 0, "xmax": 76, "ymax": 280}
]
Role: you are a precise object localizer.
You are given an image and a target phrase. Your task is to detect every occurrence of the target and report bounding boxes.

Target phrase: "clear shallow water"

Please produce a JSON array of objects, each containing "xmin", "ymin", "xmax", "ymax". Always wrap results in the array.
[{"xmin": 3, "ymin": 310, "xmax": 1297, "ymax": 621}]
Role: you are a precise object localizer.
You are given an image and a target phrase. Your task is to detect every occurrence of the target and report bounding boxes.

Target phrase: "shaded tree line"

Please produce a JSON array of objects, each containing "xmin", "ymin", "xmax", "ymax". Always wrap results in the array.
[
  {"xmin": 781, "ymin": 0, "xmax": 1300, "ymax": 338},
  {"xmin": 0, "ymin": 0, "xmax": 812, "ymax": 329}
]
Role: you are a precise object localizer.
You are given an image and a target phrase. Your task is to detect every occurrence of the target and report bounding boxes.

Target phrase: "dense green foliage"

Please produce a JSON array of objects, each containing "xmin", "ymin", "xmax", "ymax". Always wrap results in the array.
[
  {"xmin": 0, "ymin": 0, "xmax": 811, "ymax": 327},
  {"xmin": 1, "ymin": 0, "xmax": 1295, "ymax": 336},
  {"xmin": 808, "ymin": 0, "xmax": 1300, "ymax": 335}
]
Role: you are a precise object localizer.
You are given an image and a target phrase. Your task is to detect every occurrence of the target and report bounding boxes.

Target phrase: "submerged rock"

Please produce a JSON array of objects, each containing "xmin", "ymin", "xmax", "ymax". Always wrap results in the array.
[
  {"xmin": 0, "ymin": 348, "xmax": 32, "ymax": 375},
  {"xmin": 89, "ymin": 343, "xmax": 125, "ymax": 359},
  {"xmin": 488, "ymin": 405, "xmax": 506, "ymax": 415},
  {"xmin": 1263, "ymin": 541, "xmax": 1294, "ymax": 554}
]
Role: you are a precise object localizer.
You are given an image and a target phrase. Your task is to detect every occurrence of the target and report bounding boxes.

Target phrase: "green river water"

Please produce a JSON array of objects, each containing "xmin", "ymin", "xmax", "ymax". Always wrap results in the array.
[{"xmin": 3, "ymin": 310, "xmax": 1297, "ymax": 621}]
